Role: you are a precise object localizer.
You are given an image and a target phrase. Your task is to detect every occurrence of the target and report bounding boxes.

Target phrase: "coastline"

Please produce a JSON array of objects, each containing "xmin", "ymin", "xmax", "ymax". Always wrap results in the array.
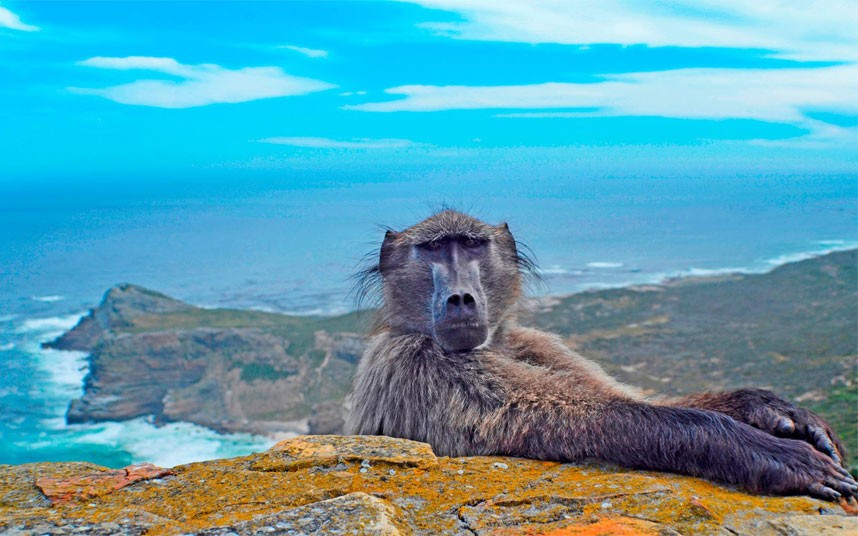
[{"xmin": 537, "ymin": 241, "xmax": 858, "ymax": 300}]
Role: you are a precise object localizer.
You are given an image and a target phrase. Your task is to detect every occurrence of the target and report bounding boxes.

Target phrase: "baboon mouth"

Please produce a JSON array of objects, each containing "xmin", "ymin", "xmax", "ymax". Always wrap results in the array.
[
  {"xmin": 444, "ymin": 321, "xmax": 483, "ymax": 329},
  {"xmin": 433, "ymin": 322, "xmax": 488, "ymax": 353}
]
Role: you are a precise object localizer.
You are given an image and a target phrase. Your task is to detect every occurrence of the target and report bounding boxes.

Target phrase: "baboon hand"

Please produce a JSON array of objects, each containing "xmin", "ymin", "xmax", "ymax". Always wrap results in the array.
[
  {"xmin": 755, "ymin": 439, "xmax": 857, "ymax": 502},
  {"xmin": 728, "ymin": 389, "xmax": 846, "ymax": 466}
]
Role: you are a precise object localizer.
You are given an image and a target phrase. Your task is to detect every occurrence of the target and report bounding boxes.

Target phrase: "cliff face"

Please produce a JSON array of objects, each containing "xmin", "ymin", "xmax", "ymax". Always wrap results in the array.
[
  {"xmin": 47, "ymin": 284, "xmax": 366, "ymax": 436},
  {"xmin": 1, "ymin": 435, "xmax": 855, "ymax": 535}
]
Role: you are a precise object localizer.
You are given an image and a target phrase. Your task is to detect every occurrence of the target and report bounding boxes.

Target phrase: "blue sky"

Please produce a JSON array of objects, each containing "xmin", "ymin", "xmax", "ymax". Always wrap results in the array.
[{"xmin": 1, "ymin": 1, "xmax": 856, "ymax": 183}]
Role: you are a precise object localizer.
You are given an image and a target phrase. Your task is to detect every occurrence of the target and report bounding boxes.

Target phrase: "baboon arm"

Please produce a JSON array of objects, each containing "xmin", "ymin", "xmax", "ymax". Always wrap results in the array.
[
  {"xmin": 485, "ymin": 399, "xmax": 857, "ymax": 501},
  {"xmin": 505, "ymin": 327, "xmax": 578, "ymax": 370},
  {"xmin": 661, "ymin": 389, "xmax": 846, "ymax": 465},
  {"xmin": 505, "ymin": 327, "xmax": 642, "ymax": 396}
]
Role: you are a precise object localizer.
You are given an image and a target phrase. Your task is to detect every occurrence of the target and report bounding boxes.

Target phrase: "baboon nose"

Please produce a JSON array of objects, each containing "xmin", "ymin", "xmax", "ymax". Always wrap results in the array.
[{"xmin": 446, "ymin": 292, "xmax": 478, "ymax": 319}]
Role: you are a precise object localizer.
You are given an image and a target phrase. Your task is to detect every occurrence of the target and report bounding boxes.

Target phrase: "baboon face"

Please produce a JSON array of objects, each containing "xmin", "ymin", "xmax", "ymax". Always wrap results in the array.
[{"xmin": 378, "ymin": 211, "xmax": 523, "ymax": 352}]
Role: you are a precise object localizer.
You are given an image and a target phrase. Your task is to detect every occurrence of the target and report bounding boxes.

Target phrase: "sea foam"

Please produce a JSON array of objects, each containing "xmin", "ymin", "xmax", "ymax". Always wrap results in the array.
[
  {"xmin": 68, "ymin": 418, "xmax": 277, "ymax": 468},
  {"xmin": 14, "ymin": 311, "xmax": 276, "ymax": 467},
  {"xmin": 763, "ymin": 241, "xmax": 858, "ymax": 267},
  {"xmin": 31, "ymin": 295, "xmax": 65, "ymax": 303},
  {"xmin": 16, "ymin": 313, "xmax": 85, "ymax": 337},
  {"xmin": 586, "ymin": 261, "xmax": 624, "ymax": 269}
]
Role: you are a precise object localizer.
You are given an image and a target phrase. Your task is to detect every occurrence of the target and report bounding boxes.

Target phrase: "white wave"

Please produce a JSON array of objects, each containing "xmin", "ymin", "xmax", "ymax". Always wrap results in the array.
[
  {"xmin": 0, "ymin": 343, "xmax": 15, "ymax": 351},
  {"xmin": 540, "ymin": 265, "xmax": 573, "ymax": 275},
  {"xmin": 586, "ymin": 261, "xmax": 624, "ymax": 269},
  {"xmin": 816, "ymin": 239, "xmax": 847, "ymax": 247},
  {"xmin": 0, "ymin": 314, "xmax": 17, "ymax": 322},
  {"xmin": 16, "ymin": 313, "xmax": 85, "ymax": 338},
  {"xmin": 68, "ymin": 418, "xmax": 277, "ymax": 468},
  {"xmin": 765, "ymin": 251, "xmax": 821, "ymax": 266},
  {"xmin": 280, "ymin": 308, "xmax": 329, "ymax": 316},
  {"xmin": 248, "ymin": 305, "xmax": 278, "ymax": 313},
  {"xmin": 25, "ymin": 343, "xmax": 89, "ymax": 402},
  {"xmin": 31, "ymin": 295, "xmax": 65, "ymax": 303},
  {"xmin": 583, "ymin": 280, "xmax": 642, "ymax": 290},
  {"xmin": 676, "ymin": 266, "xmax": 748, "ymax": 278},
  {"xmin": 765, "ymin": 241, "xmax": 858, "ymax": 267}
]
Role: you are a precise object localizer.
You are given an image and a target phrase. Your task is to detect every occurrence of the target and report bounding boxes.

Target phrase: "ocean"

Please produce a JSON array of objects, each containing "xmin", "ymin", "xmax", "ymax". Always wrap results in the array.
[{"xmin": 1, "ymin": 173, "xmax": 855, "ymax": 467}]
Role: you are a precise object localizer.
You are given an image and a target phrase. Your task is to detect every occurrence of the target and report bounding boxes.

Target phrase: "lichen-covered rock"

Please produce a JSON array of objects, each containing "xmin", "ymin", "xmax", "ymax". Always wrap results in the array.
[{"xmin": 1, "ymin": 435, "xmax": 855, "ymax": 535}]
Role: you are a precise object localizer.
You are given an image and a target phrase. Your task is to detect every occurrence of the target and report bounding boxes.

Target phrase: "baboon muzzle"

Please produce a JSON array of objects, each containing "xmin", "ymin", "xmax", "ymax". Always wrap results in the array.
[{"xmin": 431, "ymin": 264, "xmax": 488, "ymax": 353}]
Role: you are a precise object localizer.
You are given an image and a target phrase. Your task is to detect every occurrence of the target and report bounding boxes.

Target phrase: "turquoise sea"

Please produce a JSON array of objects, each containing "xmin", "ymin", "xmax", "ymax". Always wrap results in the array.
[{"xmin": 0, "ymin": 173, "xmax": 855, "ymax": 467}]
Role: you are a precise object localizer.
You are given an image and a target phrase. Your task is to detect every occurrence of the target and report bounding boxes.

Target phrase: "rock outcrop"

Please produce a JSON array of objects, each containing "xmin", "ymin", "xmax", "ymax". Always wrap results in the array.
[
  {"xmin": 1, "ymin": 435, "xmax": 855, "ymax": 535},
  {"xmin": 46, "ymin": 284, "xmax": 365, "ymax": 436}
]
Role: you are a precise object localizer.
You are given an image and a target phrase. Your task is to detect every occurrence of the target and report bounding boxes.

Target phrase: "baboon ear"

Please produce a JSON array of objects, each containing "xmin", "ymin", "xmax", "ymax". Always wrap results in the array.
[
  {"xmin": 497, "ymin": 222, "xmax": 514, "ymax": 239},
  {"xmin": 379, "ymin": 230, "xmax": 399, "ymax": 275},
  {"xmin": 496, "ymin": 222, "xmax": 519, "ymax": 257}
]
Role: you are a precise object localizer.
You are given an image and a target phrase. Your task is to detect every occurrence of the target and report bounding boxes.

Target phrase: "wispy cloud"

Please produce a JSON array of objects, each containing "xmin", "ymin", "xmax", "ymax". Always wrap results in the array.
[
  {"xmin": 70, "ymin": 56, "xmax": 335, "ymax": 108},
  {"xmin": 346, "ymin": 64, "xmax": 858, "ymax": 142},
  {"xmin": 0, "ymin": 5, "xmax": 39, "ymax": 31},
  {"xmin": 397, "ymin": 0, "xmax": 858, "ymax": 62},
  {"xmin": 747, "ymin": 122, "xmax": 858, "ymax": 149},
  {"xmin": 278, "ymin": 45, "xmax": 329, "ymax": 59},
  {"xmin": 259, "ymin": 136, "xmax": 416, "ymax": 149}
]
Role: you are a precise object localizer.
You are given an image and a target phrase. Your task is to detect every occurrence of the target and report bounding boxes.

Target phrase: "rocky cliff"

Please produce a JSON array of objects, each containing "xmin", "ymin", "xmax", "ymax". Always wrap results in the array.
[
  {"xmin": 47, "ymin": 284, "xmax": 366, "ymax": 436},
  {"xmin": 47, "ymin": 250, "xmax": 858, "ymax": 469},
  {"xmin": 1, "ymin": 435, "xmax": 855, "ymax": 535}
]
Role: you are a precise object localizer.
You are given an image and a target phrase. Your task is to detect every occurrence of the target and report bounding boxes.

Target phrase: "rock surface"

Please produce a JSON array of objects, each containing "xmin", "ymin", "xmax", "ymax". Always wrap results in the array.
[{"xmin": 1, "ymin": 435, "xmax": 856, "ymax": 535}]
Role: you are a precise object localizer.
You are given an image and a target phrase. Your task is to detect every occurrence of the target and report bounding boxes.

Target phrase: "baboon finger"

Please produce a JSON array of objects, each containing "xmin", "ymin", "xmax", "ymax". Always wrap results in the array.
[
  {"xmin": 834, "ymin": 465, "xmax": 853, "ymax": 479},
  {"xmin": 808, "ymin": 425, "xmax": 840, "ymax": 463},
  {"xmin": 808, "ymin": 482, "xmax": 841, "ymax": 502},
  {"xmin": 825, "ymin": 477, "xmax": 858, "ymax": 499}
]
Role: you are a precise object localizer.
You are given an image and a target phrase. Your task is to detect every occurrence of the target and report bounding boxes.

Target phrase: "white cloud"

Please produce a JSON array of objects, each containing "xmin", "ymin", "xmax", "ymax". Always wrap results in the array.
[
  {"xmin": 346, "ymin": 64, "xmax": 858, "ymax": 141},
  {"xmin": 0, "ymin": 6, "xmax": 39, "ymax": 31},
  {"xmin": 279, "ymin": 45, "xmax": 329, "ymax": 58},
  {"xmin": 396, "ymin": 0, "xmax": 858, "ymax": 62},
  {"xmin": 70, "ymin": 56, "xmax": 335, "ymax": 108},
  {"xmin": 259, "ymin": 137, "xmax": 417, "ymax": 149},
  {"xmin": 78, "ymin": 56, "xmax": 193, "ymax": 76}
]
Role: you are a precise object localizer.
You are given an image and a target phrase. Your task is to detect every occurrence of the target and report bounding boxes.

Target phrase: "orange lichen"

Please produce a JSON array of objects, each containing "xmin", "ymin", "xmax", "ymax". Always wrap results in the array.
[
  {"xmin": 514, "ymin": 516, "xmax": 665, "ymax": 536},
  {"xmin": 839, "ymin": 497, "xmax": 858, "ymax": 516},
  {"xmin": 2, "ymin": 436, "xmax": 855, "ymax": 535},
  {"xmin": 34, "ymin": 463, "xmax": 173, "ymax": 505}
]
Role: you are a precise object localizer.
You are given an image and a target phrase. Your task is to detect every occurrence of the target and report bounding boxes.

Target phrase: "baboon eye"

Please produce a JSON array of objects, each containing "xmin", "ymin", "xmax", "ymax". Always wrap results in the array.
[
  {"xmin": 421, "ymin": 240, "xmax": 442, "ymax": 250},
  {"xmin": 462, "ymin": 237, "xmax": 485, "ymax": 249}
]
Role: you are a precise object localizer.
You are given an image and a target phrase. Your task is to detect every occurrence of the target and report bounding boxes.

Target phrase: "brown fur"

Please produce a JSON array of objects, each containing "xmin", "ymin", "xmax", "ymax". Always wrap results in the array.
[{"xmin": 346, "ymin": 210, "xmax": 856, "ymax": 502}]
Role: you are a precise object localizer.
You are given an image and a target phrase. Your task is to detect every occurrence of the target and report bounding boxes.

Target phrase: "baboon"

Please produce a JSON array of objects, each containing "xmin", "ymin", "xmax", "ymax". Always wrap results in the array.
[{"xmin": 346, "ymin": 210, "xmax": 857, "ymax": 501}]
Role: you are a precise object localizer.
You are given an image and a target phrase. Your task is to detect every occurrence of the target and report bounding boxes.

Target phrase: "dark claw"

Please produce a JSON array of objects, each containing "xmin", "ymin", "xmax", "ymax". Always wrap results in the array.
[{"xmin": 809, "ymin": 482, "xmax": 841, "ymax": 501}]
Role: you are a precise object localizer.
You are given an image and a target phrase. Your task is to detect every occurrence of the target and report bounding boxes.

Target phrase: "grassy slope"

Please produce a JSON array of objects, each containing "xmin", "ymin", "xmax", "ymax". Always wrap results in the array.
[
  {"xmin": 127, "ymin": 307, "xmax": 368, "ymax": 358},
  {"xmin": 531, "ymin": 249, "xmax": 857, "ymax": 471}
]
